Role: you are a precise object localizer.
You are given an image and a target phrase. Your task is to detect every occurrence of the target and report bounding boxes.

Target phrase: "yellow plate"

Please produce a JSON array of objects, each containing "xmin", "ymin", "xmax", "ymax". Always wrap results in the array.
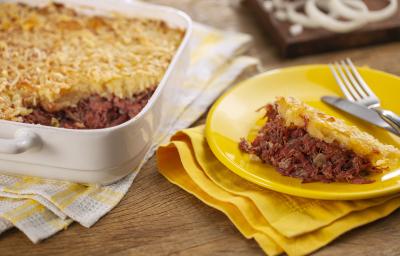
[{"xmin": 205, "ymin": 65, "xmax": 400, "ymax": 200}]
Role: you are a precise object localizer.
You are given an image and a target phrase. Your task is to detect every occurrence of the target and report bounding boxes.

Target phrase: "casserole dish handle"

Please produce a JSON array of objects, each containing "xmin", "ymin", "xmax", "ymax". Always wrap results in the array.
[{"xmin": 0, "ymin": 129, "xmax": 41, "ymax": 154}]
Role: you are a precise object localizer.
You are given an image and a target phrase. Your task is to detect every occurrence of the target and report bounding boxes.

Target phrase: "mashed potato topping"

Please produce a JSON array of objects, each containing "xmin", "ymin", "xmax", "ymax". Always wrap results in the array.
[{"xmin": 0, "ymin": 3, "xmax": 184, "ymax": 121}]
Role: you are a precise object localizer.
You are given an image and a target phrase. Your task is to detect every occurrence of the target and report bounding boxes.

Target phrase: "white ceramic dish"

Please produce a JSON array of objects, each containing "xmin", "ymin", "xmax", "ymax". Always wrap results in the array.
[{"xmin": 0, "ymin": 0, "xmax": 192, "ymax": 184}]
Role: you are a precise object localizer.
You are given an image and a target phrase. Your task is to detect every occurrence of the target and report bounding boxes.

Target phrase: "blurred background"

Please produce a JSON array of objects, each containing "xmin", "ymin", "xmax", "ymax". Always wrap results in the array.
[{"xmin": 145, "ymin": 0, "xmax": 400, "ymax": 75}]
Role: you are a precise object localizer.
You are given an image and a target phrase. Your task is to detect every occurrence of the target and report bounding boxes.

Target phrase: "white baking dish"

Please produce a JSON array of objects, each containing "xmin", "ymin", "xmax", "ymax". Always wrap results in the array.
[{"xmin": 0, "ymin": 0, "xmax": 192, "ymax": 184}]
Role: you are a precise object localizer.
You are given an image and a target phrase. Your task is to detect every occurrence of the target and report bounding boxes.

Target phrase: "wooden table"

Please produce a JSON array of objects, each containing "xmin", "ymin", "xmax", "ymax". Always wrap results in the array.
[{"xmin": 1, "ymin": 1, "xmax": 400, "ymax": 255}]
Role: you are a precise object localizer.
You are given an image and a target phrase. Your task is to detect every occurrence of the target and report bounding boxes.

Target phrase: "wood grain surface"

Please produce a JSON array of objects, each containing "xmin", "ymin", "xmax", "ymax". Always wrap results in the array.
[{"xmin": 1, "ymin": 1, "xmax": 400, "ymax": 255}]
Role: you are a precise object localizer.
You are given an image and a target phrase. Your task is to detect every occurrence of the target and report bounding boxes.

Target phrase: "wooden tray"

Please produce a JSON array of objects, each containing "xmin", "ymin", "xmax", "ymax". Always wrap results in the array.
[{"xmin": 243, "ymin": 0, "xmax": 400, "ymax": 57}]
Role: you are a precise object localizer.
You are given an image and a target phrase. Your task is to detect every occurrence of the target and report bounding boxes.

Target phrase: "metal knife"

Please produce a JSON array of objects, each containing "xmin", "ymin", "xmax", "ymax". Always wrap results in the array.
[{"xmin": 321, "ymin": 96, "xmax": 400, "ymax": 136}]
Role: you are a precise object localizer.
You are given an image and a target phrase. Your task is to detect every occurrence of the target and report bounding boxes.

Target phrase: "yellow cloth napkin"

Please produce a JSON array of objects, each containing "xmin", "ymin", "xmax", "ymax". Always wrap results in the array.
[{"xmin": 157, "ymin": 126, "xmax": 400, "ymax": 256}]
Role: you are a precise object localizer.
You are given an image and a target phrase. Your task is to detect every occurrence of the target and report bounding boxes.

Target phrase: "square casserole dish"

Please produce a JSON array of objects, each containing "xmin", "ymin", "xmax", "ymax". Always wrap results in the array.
[{"xmin": 0, "ymin": 0, "xmax": 192, "ymax": 184}]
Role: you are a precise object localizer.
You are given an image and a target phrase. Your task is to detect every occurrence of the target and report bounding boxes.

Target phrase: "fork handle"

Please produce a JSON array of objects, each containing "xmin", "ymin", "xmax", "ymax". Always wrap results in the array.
[{"xmin": 372, "ymin": 108, "xmax": 400, "ymax": 134}]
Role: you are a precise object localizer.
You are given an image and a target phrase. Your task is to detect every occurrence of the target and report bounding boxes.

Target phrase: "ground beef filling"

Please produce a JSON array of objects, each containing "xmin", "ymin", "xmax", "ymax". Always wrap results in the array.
[
  {"xmin": 22, "ymin": 87, "xmax": 155, "ymax": 129},
  {"xmin": 239, "ymin": 104, "xmax": 379, "ymax": 184}
]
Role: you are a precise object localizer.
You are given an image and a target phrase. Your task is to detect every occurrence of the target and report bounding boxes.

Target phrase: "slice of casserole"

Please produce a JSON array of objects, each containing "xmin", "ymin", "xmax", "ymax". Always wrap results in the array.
[
  {"xmin": 239, "ymin": 97, "xmax": 400, "ymax": 184},
  {"xmin": 0, "ymin": 3, "xmax": 184, "ymax": 128}
]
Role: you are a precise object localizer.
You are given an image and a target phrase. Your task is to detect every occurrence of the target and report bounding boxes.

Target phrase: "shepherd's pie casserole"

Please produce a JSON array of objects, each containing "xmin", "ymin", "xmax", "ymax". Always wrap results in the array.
[{"xmin": 0, "ymin": 3, "xmax": 184, "ymax": 128}]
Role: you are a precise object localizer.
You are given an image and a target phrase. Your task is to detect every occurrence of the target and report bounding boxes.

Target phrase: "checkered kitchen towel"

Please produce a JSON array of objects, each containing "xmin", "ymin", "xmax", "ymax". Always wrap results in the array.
[{"xmin": 0, "ymin": 23, "xmax": 259, "ymax": 243}]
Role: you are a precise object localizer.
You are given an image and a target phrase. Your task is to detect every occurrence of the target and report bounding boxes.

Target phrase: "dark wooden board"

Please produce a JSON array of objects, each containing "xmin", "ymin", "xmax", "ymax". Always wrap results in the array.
[{"xmin": 243, "ymin": 0, "xmax": 400, "ymax": 58}]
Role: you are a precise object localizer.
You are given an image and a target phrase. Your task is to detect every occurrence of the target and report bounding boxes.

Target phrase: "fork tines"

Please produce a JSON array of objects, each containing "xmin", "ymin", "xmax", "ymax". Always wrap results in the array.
[{"xmin": 329, "ymin": 58, "xmax": 378, "ymax": 106}]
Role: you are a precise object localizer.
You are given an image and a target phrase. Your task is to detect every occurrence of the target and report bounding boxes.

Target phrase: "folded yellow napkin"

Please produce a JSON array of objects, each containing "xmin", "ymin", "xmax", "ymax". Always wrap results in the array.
[{"xmin": 157, "ymin": 126, "xmax": 400, "ymax": 256}]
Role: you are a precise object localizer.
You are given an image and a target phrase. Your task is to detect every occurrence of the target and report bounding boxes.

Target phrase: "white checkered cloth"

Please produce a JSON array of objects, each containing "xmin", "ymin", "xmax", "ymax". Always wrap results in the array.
[{"xmin": 0, "ymin": 23, "xmax": 259, "ymax": 243}]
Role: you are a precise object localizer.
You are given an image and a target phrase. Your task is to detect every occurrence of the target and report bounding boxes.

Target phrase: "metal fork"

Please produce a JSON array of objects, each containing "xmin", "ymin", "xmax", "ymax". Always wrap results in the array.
[{"xmin": 329, "ymin": 58, "xmax": 400, "ymax": 134}]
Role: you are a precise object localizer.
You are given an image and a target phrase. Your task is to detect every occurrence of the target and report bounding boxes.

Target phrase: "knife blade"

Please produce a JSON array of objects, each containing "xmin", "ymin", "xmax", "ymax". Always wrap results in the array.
[{"xmin": 321, "ymin": 96, "xmax": 400, "ymax": 136}]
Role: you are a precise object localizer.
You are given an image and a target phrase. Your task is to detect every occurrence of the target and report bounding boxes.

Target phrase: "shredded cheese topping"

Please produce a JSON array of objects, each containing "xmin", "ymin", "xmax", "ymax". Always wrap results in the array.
[{"xmin": 0, "ymin": 3, "xmax": 184, "ymax": 121}]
